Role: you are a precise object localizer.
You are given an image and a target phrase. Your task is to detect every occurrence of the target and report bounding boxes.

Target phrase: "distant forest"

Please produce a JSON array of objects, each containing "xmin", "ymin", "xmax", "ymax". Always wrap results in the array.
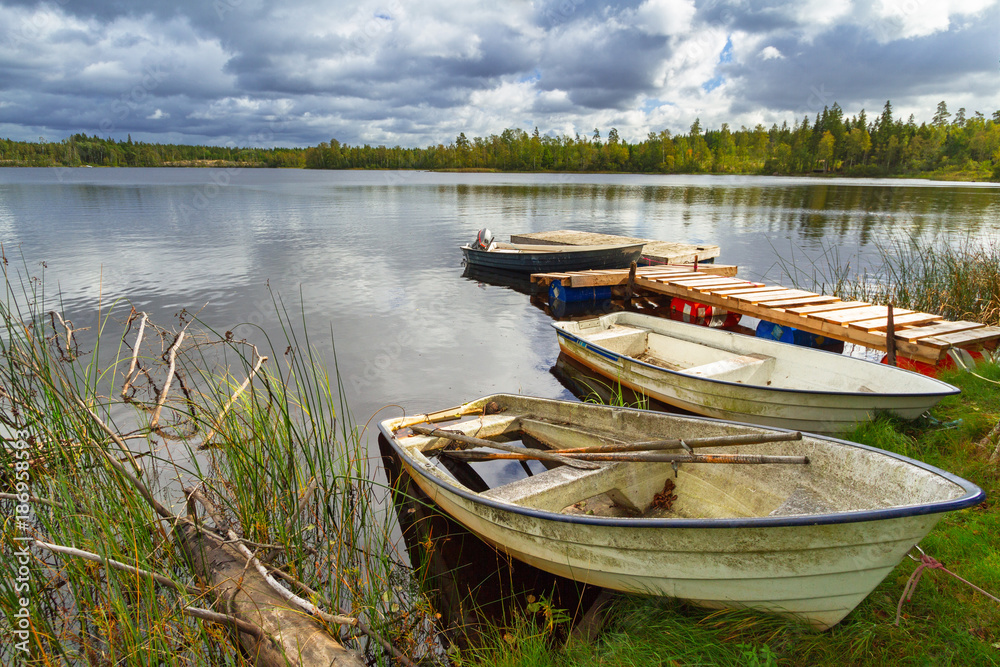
[
  {"xmin": 0, "ymin": 135, "xmax": 305, "ymax": 169},
  {"xmin": 3, "ymin": 101, "xmax": 999, "ymax": 180}
]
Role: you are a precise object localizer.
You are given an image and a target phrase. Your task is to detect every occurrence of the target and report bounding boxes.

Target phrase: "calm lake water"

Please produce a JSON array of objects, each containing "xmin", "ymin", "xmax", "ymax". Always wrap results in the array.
[{"xmin": 2, "ymin": 167, "xmax": 999, "ymax": 429}]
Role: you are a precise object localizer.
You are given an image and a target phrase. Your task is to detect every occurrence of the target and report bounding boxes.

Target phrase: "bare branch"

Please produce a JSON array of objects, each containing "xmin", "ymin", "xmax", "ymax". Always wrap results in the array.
[
  {"xmin": 121, "ymin": 310, "xmax": 148, "ymax": 399},
  {"xmin": 185, "ymin": 487, "xmax": 357, "ymax": 628},
  {"xmin": 33, "ymin": 538, "xmax": 202, "ymax": 597},
  {"xmin": 151, "ymin": 330, "xmax": 185, "ymax": 429},
  {"xmin": 182, "ymin": 606, "xmax": 270, "ymax": 643},
  {"xmin": 199, "ymin": 346, "xmax": 269, "ymax": 448}
]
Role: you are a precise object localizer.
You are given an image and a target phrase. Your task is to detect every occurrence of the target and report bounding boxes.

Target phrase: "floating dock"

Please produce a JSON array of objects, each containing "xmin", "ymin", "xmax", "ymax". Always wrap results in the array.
[
  {"xmin": 531, "ymin": 266, "xmax": 1000, "ymax": 364},
  {"xmin": 510, "ymin": 230, "xmax": 721, "ymax": 266}
]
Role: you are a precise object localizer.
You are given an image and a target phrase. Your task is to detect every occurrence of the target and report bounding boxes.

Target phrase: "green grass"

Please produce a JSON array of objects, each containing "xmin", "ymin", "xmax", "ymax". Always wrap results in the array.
[{"xmin": 454, "ymin": 364, "xmax": 1000, "ymax": 667}]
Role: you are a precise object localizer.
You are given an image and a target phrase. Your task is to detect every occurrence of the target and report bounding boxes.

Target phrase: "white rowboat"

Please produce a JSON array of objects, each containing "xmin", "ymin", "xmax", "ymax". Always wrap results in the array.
[
  {"xmin": 378, "ymin": 394, "xmax": 983, "ymax": 629},
  {"xmin": 552, "ymin": 312, "xmax": 960, "ymax": 434}
]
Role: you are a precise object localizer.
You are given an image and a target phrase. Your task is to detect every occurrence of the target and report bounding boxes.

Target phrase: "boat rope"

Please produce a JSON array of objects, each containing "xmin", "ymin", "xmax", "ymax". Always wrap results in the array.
[{"xmin": 895, "ymin": 545, "xmax": 1000, "ymax": 626}]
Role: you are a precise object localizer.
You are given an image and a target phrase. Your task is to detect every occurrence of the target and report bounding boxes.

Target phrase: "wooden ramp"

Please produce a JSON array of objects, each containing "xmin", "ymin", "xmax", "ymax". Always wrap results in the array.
[
  {"xmin": 532, "ymin": 266, "xmax": 1000, "ymax": 364},
  {"xmin": 510, "ymin": 230, "xmax": 721, "ymax": 265}
]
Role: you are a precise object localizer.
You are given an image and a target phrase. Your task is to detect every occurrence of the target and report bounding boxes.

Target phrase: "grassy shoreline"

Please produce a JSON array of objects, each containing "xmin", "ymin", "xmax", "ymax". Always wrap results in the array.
[{"xmin": 453, "ymin": 364, "xmax": 1000, "ymax": 667}]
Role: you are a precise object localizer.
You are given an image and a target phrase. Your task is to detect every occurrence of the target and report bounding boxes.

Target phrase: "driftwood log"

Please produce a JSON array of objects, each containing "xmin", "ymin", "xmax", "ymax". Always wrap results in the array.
[{"xmin": 177, "ymin": 523, "xmax": 365, "ymax": 667}]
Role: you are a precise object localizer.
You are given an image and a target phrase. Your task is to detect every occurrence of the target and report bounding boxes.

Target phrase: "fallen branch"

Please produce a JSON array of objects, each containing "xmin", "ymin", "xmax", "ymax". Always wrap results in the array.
[
  {"xmin": 48, "ymin": 311, "xmax": 87, "ymax": 361},
  {"xmin": 181, "ymin": 606, "xmax": 269, "ymax": 643},
  {"xmin": 33, "ymin": 538, "xmax": 202, "ymax": 597},
  {"xmin": 268, "ymin": 566, "xmax": 420, "ymax": 667},
  {"xmin": 0, "ymin": 492, "xmax": 69, "ymax": 511},
  {"xmin": 121, "ymin": 310, "xmax": 148, "ymax": 399},
  {"xmin": 184, "ymin": 487, "xmax": 358, "ymax": 628},
  {"xmin": 151, "ymin": 330, "xmax": 185, "ymax": 429},
  {"xmin": 177, "ymin": 520, "xmax": 364, "ymax": 667},
  {"xmin": 199, "ymin": 347, "xmax": 268, "ymax": 448}
]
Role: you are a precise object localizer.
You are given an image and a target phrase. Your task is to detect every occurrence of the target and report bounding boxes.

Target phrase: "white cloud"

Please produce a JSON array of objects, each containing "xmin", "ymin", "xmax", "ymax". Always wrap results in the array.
[
  {"xmin": 867, "ymin": 0, "xmax": 997, "ymax": 41},
  {"xmin": 633, "ymin": 0, "xmax": 697, "ymax": 36},
  {"xmin": 760, "ymin": 46, "xmax": 784, "ymax": 60}
]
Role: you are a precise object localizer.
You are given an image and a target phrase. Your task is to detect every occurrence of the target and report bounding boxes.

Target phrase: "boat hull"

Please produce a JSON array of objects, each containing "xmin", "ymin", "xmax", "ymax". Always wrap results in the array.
[
  {"xmin": 402, "ymin": 463, "xmax": 938, "ymax": 628},
  {"xmin": 553, "ymin": 312, "xmax": 959, "ymax": 434},
  {"xmin": 461, "ymin": 242, "xmax": 644, "ymax": 273},
  {"xmin": 380, "ymin": 394, "xmax": 982, "ymax": 629}
]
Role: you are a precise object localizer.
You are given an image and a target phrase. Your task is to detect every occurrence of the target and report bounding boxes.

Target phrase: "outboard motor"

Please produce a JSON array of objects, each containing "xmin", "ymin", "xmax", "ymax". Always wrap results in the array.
[{"xmin": 474, "ymin": 228, "xmax": 494, "ymax": 250}]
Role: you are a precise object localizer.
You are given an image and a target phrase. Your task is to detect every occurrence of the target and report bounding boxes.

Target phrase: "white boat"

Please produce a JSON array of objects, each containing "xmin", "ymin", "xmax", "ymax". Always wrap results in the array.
[
  {"xmin": 378, "ymin": 394, "xmax": 983, "ymax": 630},
  {"xmin": 552, "ymin": 312, "xmax": 959, "ymax": 435}
]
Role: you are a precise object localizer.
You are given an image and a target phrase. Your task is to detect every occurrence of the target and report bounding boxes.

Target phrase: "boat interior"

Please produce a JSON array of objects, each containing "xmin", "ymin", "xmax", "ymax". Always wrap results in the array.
[
  {"xmin": 389, "ymin": 398, "xmax": 964, "ymax": 522},
  {"xmin": 566, "ymin": 317, "xmax": 898, "ymax": 393}
]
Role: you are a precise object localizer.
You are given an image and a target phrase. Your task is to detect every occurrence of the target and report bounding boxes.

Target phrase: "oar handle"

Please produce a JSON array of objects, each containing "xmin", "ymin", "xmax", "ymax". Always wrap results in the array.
[{"xmin": 408, "ymin": 425, "xmax": 601, "ymax": 470}]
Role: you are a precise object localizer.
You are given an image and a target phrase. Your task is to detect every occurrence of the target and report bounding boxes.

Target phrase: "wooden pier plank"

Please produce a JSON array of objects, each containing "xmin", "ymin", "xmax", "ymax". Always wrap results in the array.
[
  {"xmin": 694, "ymin": 281, "xmax": 767, "ymax": 293},
  {"xmin": 892, "ymin": 321, "xmax": 986, "ymax": 341},
  {"xmin": 848, "ymin": 313, "xmax": 942, "ymax": 332},
  {"xmin": 723, "ymin": 288, "xmax": 804, "ymax": 299},
  {"xmin": 814, "ymin": 306, "xmax": 914, "ymax": 325},
  {"xmin": 922, "ymin": 326, "xmax": 1000, "ymax": 347},
  {"xmin": 668, "ymin": 277, "xmax": 747, "ymax": 287},
  {"xmin": 787, "ymin": 301, "xmax": 870, "ymax": 315},
  {"xmin": 756, "ymin": 293, "xmax": 832, "ymax": 307}
]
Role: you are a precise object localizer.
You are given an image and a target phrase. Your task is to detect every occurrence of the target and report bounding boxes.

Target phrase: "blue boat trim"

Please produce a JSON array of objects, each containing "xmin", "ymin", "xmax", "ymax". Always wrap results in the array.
[
  {"xmin": 379, "ymin": 405, "xmax": 985, "ymax": 530},
  {"xmin": 461, "ymin": 243, "xmax": 644, "ymax": 274},
  {"xmin": 551, "ymin": 325, "xmax": 960, "ymax": 400}
]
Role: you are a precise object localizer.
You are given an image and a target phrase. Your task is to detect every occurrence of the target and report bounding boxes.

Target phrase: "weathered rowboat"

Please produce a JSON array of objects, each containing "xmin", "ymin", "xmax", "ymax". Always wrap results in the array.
[
  {"xmin": 461, "ymin": 241, "xmax": 645, "ymax": 273},
  {"xmin": 552, "ymin": 312, "xmax": 959, "ymax": 434},
  {"xmin": 378, "ymin": 394, "xmax": 984, "ymax": 629}
]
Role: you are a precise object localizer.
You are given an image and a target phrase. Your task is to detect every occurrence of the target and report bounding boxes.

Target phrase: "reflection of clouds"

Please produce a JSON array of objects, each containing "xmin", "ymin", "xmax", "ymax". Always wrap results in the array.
[{"xmin": 4, "ymin": 169, "xmax": 1000, "ymax": 423}]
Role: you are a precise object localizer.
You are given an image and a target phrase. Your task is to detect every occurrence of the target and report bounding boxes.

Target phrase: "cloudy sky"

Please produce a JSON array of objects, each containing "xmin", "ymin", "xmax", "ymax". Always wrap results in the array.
[{"xmin": 1, "ymin": 0, "xmax": 998, "ymax": 149}]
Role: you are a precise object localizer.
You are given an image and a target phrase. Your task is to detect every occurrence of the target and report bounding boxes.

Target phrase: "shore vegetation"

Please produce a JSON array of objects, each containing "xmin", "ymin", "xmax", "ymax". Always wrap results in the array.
[{"xmin": 2, "ymin": 100, "xmax": 998, "ymax": 181}]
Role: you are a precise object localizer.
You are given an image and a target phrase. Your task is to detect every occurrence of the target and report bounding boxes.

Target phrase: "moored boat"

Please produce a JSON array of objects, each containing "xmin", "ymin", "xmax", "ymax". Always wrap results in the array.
[
  {"xmin": 378, "ymin": 394, "xmax": 984, "ymax": 630},
  {"xmin": 461, "ymin": 228, "xmax": 644, "ymax": 273},
  {"xmin": 552, "ymin": 311, "xmax": 959, "ymax": 434}
]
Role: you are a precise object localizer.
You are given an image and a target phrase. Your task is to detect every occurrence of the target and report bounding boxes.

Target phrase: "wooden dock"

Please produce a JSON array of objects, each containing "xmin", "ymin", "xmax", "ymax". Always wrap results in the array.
[
  {"xmin": 510, "ymin": 230, "xmax": 721, "ymax": 265},
  {"xmin": 532, "ymin": 266, "xmax": 1000, "ymax": 364}
]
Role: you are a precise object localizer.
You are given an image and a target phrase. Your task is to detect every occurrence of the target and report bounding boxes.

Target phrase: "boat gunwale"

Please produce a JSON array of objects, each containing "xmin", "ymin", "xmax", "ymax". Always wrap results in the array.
[
  {"xmin": 460, "ymin": 242, "xmax": 646, "ymax": 256},
  {"xmin": 551, "ymin": 316, "xmax": 961, "ymax": 400},
  {"xmin": 377, "ymin": 395, "xmax": 985, "ymax": 530}
]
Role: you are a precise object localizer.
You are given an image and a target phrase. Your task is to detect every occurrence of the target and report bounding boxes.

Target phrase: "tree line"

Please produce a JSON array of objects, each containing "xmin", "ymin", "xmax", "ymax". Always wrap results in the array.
[
  {"xmin": 0, "ymin": 134, "xmax": 305, "ymax": 168},
  {"xmin": 2, "ymin": 101, "xmax": 998, "ymax": 180},
  {"xmin": 304, "ymin": 101, "xmax": 1000, "ymax": 180}
]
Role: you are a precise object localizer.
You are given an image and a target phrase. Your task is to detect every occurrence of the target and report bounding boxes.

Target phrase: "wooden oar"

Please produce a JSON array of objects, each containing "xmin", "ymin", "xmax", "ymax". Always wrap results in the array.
[
  {"xmin": 549, "ymin": 431, "xmax": 803, "ymax": 454},
  {"xmin": 442, "ymin": 450, "xmax": 810, "ymax": 465},
  {"xmin": 393, "ymin": 399, "xmax": 495, "ymax": 429},
  {"xmin": 407, "ymin": 425, "xmax": 602, "ymax": 470}
]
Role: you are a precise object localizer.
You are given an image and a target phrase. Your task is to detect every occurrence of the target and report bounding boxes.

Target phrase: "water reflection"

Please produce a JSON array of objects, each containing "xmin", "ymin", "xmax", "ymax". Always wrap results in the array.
[{"xmin": 2, "ymin": 168, "xmax": 999, "ymax": 425}]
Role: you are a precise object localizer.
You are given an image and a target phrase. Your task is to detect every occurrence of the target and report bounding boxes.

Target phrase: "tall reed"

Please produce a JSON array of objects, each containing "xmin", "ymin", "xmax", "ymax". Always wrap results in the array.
[
  {"xmin": 776, "ymin": 236, "xmax": 1000, "ymax": 325},
  {"xmin": 0, "ymin": 262, "xmax": 417, "ymax": 665}
]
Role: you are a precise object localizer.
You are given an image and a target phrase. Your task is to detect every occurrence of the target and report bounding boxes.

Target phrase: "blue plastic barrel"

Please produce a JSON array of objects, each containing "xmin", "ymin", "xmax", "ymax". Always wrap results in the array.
[
  {"xmin": 755, "ymin": 320, "xmax": 844, "ymax": 353},
  {"xmin": 549, "ymin": 279, "xmax": 613, "ymax": 303}
]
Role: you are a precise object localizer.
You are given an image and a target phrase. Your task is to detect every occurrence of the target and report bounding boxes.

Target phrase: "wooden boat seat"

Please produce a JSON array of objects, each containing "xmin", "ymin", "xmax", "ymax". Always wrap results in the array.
[
  {"xmin": 481, "ymin": 462, "xmax": 666, "ymax": 514},
  {"xmin": 684, "ymin": 353, "xmax": 775, "ymax": 383},
  {"xmin": 587, "ymin": 325, "xmax": 649, "ymax": 356}
]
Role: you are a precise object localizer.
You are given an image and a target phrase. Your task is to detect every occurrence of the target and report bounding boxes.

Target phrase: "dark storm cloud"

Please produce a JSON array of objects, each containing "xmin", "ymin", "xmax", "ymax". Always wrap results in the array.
[
  {"xmin": 540, "ymin": 27, "xmax": 670, "ymax": 109},
  {"xmin": 723, "ymin": 12, "xmax": 1000, "ymax": 118},
  {"xmin": 0, "ymin": 0, "xmax": 998, "ymax": 147}
]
